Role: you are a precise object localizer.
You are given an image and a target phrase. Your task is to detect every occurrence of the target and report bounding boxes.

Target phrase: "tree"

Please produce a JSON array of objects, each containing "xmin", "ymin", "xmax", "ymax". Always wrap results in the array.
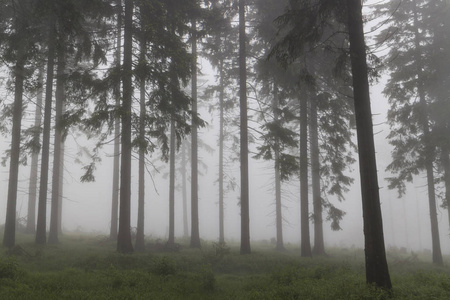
[
  {"xmin": 346, "ymin": 0, "xmax": 392, "ymax": 288},
  {"xmin": 117, "ymin": 0, "xmax": 134, "ymax": 253},
  {"xmin": 239, "ymin": 0, "xmax": 251, "ymax": 255}
]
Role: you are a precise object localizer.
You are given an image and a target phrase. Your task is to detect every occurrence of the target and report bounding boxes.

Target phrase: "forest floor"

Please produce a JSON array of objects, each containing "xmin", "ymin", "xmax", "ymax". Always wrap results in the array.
[{"xmin": 1, "ymin": 232, "xmax": 450, "ymax": 299}]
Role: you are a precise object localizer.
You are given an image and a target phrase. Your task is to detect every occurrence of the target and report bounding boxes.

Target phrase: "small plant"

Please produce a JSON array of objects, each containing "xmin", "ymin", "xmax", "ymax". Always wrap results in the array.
[
  {"xmin": 200, "ymin": 264, "xmax": 215, "ymax": 291},
  {"xmin": 213, "ymin": 242, "xmax": 230, "ymax": 259},
  {"xmin": 153, "ymin": 256, "xmax": 177, "ymax": 276},
  {"xmin": 0, "ymin": 257, "xmax": 20, "ymax": 279}
]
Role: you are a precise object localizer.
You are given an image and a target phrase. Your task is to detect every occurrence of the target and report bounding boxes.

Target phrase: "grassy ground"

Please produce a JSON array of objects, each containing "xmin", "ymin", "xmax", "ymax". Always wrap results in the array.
[{"xmin": 1, "ymin": 232, "xmax": 450, "ymax": 299}]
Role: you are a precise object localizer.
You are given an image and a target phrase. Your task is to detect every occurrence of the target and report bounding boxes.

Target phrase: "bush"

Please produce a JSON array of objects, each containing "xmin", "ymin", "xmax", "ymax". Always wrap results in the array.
[{"xmin": 0, "ymin": 257, "xmax": 21, "ymax": 280}]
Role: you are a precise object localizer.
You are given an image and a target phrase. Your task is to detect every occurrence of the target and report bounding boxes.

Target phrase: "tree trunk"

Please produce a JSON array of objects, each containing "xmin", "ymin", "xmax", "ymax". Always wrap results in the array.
[
  {"xmin": 412, "ymin": 0, "xmax": 443, "ymax": 265},
  {"xmin": 441, "ymin": 148, "xmax": 450, "ymax": 229},
  {"xmin": 218, "ymin": 59, "xmax": 225, "ymax": 244},
  {"xmin": 239, "ymin": 0, "xmax": 251, "ymax": 255},
  {"xmin": 117, "ymin": 0, "xmax": 133, "ymax": 254},
  {"xmin": 181, "ymin": 141, "xmax": 189, "ymax": 237},
  {"xmin": 57, "ymin": 105, "xmax": 65, "ymax": 234},
  {"xmin": 36, "ymin": 20, "xmax": 56, "ymax": 245},
  {"xmin": 110, "ymin": 0, "xmax": 122, "ymax": 242},
  {"xmin": 48, "ymin": 43, "xmax": 66, "ymax": 244},
  {"xmin": 135, "ymin": 36, "xmax": 146, "ymax": 253},
  {"xmin": 299, "ymin": 91, "xmax": 311, "ymax": 257},
  {"xmin": 310, "ymin": 93, "xmax": 325, "ymax": 255},
  {"xmin": 167, "ymin": 118, "xmax": 176, "ymax": 247},
  {"xmin": 190, "ymin": 19, "xmax": 201, "ymax": 248},
  {"xmin": 3, "ymin": 53, "xmax": 26, "ymax": 248},
  {"xmin": 346, "ymin": 0, "xmax": 392, "ymax": 289},
  {"xmin": 273, "ymin": 84, "xmax": 284, "ymax": 251},
  {"xmin": 26, "ymin": 66, "xmax": 43, "ymax": 234}
]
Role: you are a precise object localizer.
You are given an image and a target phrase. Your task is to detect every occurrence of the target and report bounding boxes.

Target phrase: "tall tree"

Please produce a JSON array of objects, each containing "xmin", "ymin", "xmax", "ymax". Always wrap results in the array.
[
  {"xmin": 117, "ymin": 0, "xmax": 134, "ymax": 253},
  {"xmin": 239, "ymin": 0, "xmax": 251, "ymax": 255},
  {"xmin": 110, "ymin": 0, "xmax": 122, "ymax": 241},
  {"xmin": 346, "ymin": 0, "xmax": 391, "ymax": 288}
]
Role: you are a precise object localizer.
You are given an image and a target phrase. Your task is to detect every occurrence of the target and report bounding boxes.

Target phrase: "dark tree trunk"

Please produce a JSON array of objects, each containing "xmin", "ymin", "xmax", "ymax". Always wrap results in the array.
[
  {"xmin": 48, "ymin": 44, "xmax": 66, "ymax": 244},
  {"xmin": 36, "ymin": 20, "xmax": 56, "ymax": 245},
  {"xmin": 3, "ymin": 54, "xmax": 26, "ymax": 248},
  {"xmin": 239, "ymin": 0, "xmax": 251, "ymax": 255},
  {"xmin": 346, "ymin": 0, "xmax": 392, "ymax": 289},
  {"xmin": 218, "ymin": 59, "xmax": 225, "ymax": 244},
  {"xmin": 310, "ymin": 94, "xmax": 325, "ymax": 255},
  {"xmin": 26, "ymin": 66, "xmax": 43, "ymax": 234},
  {"xmin": 273, "ymin": 84, "xmax": 285, "ymax": 251},
  {"xmin": 442, "ymin": 148, "xmax": 450, "ymax": 229},
  {"xmin": 135, "ymin": 37, "xmax": 146, "ymax": 253},
  {"xmin": 110, "ymin": 0, "xmax": 122, "ymax": 242},
  {"xmin": 412, "ymin": 0, "xmax": 443, "ymax": 265},
  {"xmin": 299, "ymin": 91, "xmax": 311, "ymax": 257},
  {"xmin": 167, "ymin": 118, "xmax": 176, "ymax": 247},
  {"xmin": 57, "ymin": 103, "xmax": 65, "ymax": 235},
  {"xmin": 190, "ymin": 20, "xmax": 201, "ymax": 248},
  {"xmin": 181, "ymin": 141, "xmax": 189, "ymax": 237},
  {"xmin": 117, "ymin": 0, "xmax": 133, "ymax": 254}
]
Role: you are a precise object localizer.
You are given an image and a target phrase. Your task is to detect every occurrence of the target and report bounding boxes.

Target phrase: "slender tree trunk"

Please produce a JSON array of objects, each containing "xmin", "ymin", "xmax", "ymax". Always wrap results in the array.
[
  {"xmin": 299, "ymin": 91, "xmax": 311, "ymax": 257},
  {"xmin": 239, "ymin": 0, "xmax": 251, "ymax": 255},
  {"xmin": 190, "ymin": 20, "xmax": 201, "ymax": 248},
  {"xmin": 110, "ymin": 0, "xmax": 122, "ymax": 242},
  {"xmin": 310, "ymin": 93, "xmax": 325, "ymax": 255},
  {"xmin": 117, "ymin": 0, "xmax": 133, "ymax": 253},
  {"xmin": 181, "ymin": 141, "xmax": 189, "ymax": 237},
  {"xmin": 48, "ymin": 43, "xmax": 66, "ymax": 244},
  {"xmin": 135, "ymin": 37, "xmax": 146, "ymax": 252},
  {"xmin": 168, "ymin": 118, "xmax": 176, "ymax": 247},
  {"xmin": 412, "ymin": 0, "xmax": 442, "ymax": 265},
  {"xmin": 346, "ymin": 0, "xmax": 392, "ymax": 289},
  {"xmin": 3, "ymin": 54, "xmax": 26, "ymax": 248},
  {"xmin": 218, "ymin": 59, "xmax": 225, "ymax": 244},
  {"xmin": 441, "ymin": 149, "xmax": 450, "ymax": 229},
  {"xmin": 36, "ymin": 20, "xmax": 56, "ymax": 245},
  {"xmin": 273, "ymin": 84, "xmax": 284, "ymax": 251},
  {"xmin": 57, "ymin": 136, "xmax": 65, "ymax": 234},
  {"xmin": 26, "ymin": 66, "xmax": 43, "ymax": 234}
]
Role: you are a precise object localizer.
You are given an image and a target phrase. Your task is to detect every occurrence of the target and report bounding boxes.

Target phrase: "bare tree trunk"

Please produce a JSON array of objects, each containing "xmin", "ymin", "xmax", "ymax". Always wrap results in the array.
[
  {"xmin": 346, "ymin": 0, "xmax": 392, "ymax": 289},
  {"xmin": 110, "ymin": 0, "xmax": 122, "ymax": 242},
  {"xmin": 167, "ymin": 118, "xmax": 176, "ymax": 247},
  {"xmin": 117, "ymin": 0, "xmax": 134, "ymax": 254},
  {"xmin": 239, "ymin": 0, "xmax": 251, "ymax": 255},
  {"xmin": 181, "ymin": 141, "xmax": 189, "ymax": 237},
  {"xmin": 3, "ymin": 52, "xmax": 26, "ymax": 248},
  {"xmin": 57, "ymin": 134, "xmax": 65, "ymax": 234},
  {"xmin": 190, "ymin": 19, "xmax": 201, "ymax": 248},
  {"xmin": 310, "ymin": 93, "xmax": 325, "ymax": 255},
  {"xmin": 48, "ymin": 43, "xmax": 66, "ymax": 244},
  {"xmin": 273, "ymin": 84, "xmax": 284, "ymax": 251},
  {"xmin": 299, "ymin": 91, "xmax": 311, "ymax": 257},
  {"xmin": 412, "ymin": 0, "xmax": 442, "ymax": 265},
  {"xmin": 26, "ymin": 66, "xmax": 43, "ymax": 234},
  {"xmin": 36, "ymin": 19, "xmax": 56, "ymax": 245},
  {"xmin": 218, "ymin": 59, "xmax": 225, "ymax": 244}
]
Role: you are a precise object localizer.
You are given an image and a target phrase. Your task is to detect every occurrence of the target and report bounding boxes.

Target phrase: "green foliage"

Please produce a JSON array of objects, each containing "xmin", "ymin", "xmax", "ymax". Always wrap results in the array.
[{"xmin": 0, "ymin": 257, "xmax": 21, "ymax": 280}]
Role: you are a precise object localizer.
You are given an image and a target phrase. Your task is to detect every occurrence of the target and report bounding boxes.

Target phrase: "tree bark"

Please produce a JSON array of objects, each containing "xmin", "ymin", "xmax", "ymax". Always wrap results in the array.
[
  {"xmin": 181, "ymin": 141, "xmax": 189, "ymax": 237},
  {"xmin": 36, "ymin": 19, "xmax": 56, "ymax": 245},
  {"xmin": 273, "ymin": 84, "xmax": 285, "ymax": 251},
  {"xmin": 346, "ymin": 0, "xmax": 392, "ymax": 289},
  {"xmin": 310, "ymin": 93, "xmax": 325, "ymax": 255},
  {"xmin": 218, "ymin": 59, "xmax": 225, "ymax": 244},
  {"xmin": 299, "ymin": 90, "xmax": 311, "ymax": 257},
  {"xmin": 167, "ymin": 118, "xmax": 176, "ymax": 247},
  {"xmin": 110, "ymin": 0, "xmax": 122, "ymax": 242},
  {"xmin": 190, "ymin": 19, "xmax": 201, "ymax": 248},
  {"xmin": 48, "ymin": 43, "xmax": 66, "ymax": 244},
  {"xmin": 26, "ymin": 67, "xmax": 43, "ymax": 234},
  {"xmin": 3, "ymin": 53, "xmax": 26, "ymax": 248},
  {"xmin": 117, "ymin": 0, "xmax": 133, "ymax": 253},
  {"xmin": 239, "ymin": 0, "xmax": 251, "ymax": 255},
  {"xmin": 135, "ymin": 36, "xmax": 146, "ymax": 253}
]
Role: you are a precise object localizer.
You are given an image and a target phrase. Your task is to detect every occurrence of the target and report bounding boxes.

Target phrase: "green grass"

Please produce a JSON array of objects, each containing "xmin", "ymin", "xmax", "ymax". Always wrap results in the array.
[{"xmin": 1, "ymin": 233, "xmax": 450, "ymax": 299}]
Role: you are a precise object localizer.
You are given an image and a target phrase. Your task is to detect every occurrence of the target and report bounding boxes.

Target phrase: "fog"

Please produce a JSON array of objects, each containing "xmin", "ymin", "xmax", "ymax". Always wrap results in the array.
[{"xmin": 1, "ymin": 0, "xmax": 450, "ymax": 257}]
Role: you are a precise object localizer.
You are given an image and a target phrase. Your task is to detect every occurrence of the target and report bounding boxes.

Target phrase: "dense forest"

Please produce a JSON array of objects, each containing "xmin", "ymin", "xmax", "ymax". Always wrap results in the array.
[{"xmin": 0, "ymin": 0, "xmax": 449, "ymax": 295}]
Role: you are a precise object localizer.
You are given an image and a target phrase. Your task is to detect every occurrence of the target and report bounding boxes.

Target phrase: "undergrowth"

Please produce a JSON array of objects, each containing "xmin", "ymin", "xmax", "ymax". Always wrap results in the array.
[{"xmin": 0, "ymin": 233, "xmax": 449, "ymax": 299}]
